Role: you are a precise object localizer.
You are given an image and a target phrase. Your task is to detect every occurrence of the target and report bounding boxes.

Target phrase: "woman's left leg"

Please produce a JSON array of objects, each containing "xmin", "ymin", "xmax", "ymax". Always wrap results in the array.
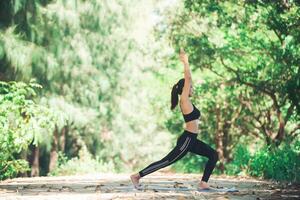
[{"xmin": 138, "ymin": 134, "xmax": 193, "ymax": 177}]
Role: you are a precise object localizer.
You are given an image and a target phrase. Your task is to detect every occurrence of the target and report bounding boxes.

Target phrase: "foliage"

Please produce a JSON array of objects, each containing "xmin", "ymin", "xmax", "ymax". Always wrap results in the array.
[
  {"xmin": 225, "ymin": 144, "xmax": 251, "ymax": 176},
  {"xmin": 49, "ymin": 145, "xmax": 116, "ymax": 176},
  {"xmin": 224, "ymin": 138, "xmax": 300, "ymax": 183},
  {"xmin": 164, "ymin": 0, "xmax": 300, "ymax": 146},
  {"xmin": 249, "ymin": 141, "xmax": 300, "ymax": 182},
  {"xmin": 0, "ymin": 80, "xmax": 56, "ymax": 180}
]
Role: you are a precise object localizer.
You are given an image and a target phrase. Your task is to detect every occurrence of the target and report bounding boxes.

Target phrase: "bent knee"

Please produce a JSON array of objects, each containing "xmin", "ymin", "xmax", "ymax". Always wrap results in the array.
[{"xmin": 210, "ymin": 151, "xmax": 219, "ymax": 163}]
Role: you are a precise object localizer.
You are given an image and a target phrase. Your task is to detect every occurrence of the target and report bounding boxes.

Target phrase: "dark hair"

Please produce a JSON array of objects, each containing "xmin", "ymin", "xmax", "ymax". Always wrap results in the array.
[{"xmin": 171, "ymin": 78, "xmax": 185, "ymax": 110}]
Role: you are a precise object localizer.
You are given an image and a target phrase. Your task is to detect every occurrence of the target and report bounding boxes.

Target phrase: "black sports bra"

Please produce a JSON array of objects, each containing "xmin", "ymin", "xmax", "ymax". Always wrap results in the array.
[{"xmin": 181, "ymin": 103, "xmax": 201, "ymax": 122}]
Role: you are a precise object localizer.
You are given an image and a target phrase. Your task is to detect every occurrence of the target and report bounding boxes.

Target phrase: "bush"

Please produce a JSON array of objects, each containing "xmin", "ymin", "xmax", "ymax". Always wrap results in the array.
[
  {"xmin": 249, "ymin": 142, "xmax": 300, "ymax": 182},
  {"xmin": 49, "ymin": 146, "xmax": 117, "ymax": 176},
  {"xmin": 0, "ymin": 160, "xmax": 29, "ymax": 179},
  {"xmin": 0, "ymin": 80, "xmax": 55, "ymax": 180},
  {"xmin": 225, "ymin": 144, "xmax": 251, "ymax": 176},
  {"xmin": 224, "ymin": 141, "xmax": 299, "ymax": 183}
]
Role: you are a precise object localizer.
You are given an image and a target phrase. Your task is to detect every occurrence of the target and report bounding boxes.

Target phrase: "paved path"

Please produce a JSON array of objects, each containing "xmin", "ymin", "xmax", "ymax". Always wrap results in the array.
[{"xmin": 0, "ymin": 173, "xmax": 299, "ymax": 200}]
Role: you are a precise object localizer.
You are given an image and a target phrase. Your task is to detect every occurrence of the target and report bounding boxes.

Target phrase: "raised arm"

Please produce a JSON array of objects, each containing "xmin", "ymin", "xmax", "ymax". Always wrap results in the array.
[{"xmin": 179, "ymin": 48, "xmax": 192, "ymax": 100}]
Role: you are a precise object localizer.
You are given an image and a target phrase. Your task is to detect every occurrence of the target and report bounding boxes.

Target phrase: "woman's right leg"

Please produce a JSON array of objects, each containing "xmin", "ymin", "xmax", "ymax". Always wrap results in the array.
[{"xmin": 138, "ymin": 133, "xmax": 192, "ymax": 177}]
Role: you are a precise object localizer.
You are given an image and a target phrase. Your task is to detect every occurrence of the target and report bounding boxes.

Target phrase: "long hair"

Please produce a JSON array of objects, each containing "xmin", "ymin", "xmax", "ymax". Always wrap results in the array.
[{"xmin": 170, "ymin": 78, "xmax": 185, "ymax": 110}]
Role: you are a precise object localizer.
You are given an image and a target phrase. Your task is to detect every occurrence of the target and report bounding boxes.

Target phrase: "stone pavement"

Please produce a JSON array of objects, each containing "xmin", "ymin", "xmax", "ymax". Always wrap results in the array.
[{"xmin": 0, "ymin": 173, "xmax": 299, "ymax": 200}]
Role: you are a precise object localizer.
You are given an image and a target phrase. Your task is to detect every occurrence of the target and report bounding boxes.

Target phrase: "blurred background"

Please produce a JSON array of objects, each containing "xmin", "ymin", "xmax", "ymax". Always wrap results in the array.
[{"xmin": 0, "ymin": 0, "xmax": 299, "ymax": 183}]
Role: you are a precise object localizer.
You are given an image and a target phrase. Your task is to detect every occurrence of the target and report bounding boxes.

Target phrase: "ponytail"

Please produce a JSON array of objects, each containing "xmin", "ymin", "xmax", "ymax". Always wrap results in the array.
[
  {"xmin": 170, "ymin": 78, "xmax": 185, "ymax": 110},
  {"xmin": 171, "ymin": 84, "xmax": 179, "ymax": 110}
]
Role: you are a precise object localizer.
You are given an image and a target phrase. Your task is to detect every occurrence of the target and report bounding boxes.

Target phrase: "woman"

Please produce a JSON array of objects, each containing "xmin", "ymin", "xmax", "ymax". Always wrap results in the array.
[{"xmin": 130, "ymin": 48, "xmax": 219, "ymax": 190}]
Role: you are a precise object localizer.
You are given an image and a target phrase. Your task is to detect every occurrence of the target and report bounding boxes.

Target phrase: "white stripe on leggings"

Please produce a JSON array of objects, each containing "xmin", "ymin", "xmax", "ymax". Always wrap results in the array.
[
  {"xmin": 142, "ymin": 137, "xmax": 190, "ymax": 174},
  {"xmin": 180, "ymin": 137, "xmax": 189, "ymax": 150},
  {"xmin": 142, "ymin": 137, "xmax": 191, "ymax": 176},
  {"xmin": 142, "ymin": 160, "xmax": 169, "ymax": 174},
  {"xmin": 172, "ymin": 137, "xmax": 191, "ymax": 161}
]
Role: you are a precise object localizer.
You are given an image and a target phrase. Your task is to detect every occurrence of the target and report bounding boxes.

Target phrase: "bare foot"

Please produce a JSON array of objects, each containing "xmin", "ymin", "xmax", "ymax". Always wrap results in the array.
[
  {"xmin": 198, "ymin": 181, "xmax": 210, "ymax": 189},
  {"xmin": 130, "ymin": 173, "xmax": 141, "ymax": 189}
]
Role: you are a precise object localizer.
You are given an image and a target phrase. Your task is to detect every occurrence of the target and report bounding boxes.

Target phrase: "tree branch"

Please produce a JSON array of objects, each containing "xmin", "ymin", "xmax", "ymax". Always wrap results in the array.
[
  {"xmin": 284, "ymin": 103, "xmax": 295, "ymax": 123},
  {"xmin": 290, "ymin": 124, "xmax": 300, "ymax": 138},
  {"xmin": 219, "ymin": 57, "xmax": 274, "ymax": 97}
]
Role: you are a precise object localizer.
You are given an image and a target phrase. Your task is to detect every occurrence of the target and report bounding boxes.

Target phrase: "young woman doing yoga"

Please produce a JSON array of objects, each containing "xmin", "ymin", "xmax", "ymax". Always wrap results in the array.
[{"xmin": 130, "ymin": 48, "xmax": 219, "ymax": 190}]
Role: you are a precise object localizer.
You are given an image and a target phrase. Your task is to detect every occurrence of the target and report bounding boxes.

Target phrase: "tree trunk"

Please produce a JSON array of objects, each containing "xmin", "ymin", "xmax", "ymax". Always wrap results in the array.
[
  {"xmin": 274, "ymin": 110, "xmax": 285, "ymax": 146},
  {"xmin": 215, "ymin": 106, "xmax": 225, "ymax": 172},
  {"xmin": 49, "ymin": 125, "xmax": 59, "ymax": 172},
  {"xmin": 30, "ymin": 146, "xmax": 39, "ymax": 177},
  {"xmin": 59, "ymin": 125, "xmax": 67, "ymax": 152},
  {"xmin": 222, "ymin": 122, "xmax": 230, "ymax": 163}
]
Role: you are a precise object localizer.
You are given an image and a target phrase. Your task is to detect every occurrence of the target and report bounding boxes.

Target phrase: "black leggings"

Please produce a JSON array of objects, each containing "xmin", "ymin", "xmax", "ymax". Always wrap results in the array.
[{"xmin": 139, "ymin": 130, "xmax": 218, "ymax": 182}]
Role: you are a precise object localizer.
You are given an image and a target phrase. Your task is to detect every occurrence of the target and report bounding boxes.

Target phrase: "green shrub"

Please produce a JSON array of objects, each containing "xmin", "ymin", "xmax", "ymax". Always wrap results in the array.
[
  {"xmin": 0, "ymin": 160, "xmax": 29, "ymax": 179},
  {"xmin": 0, "ymin": 80, "xmax": 55, "ymax": 180},
  {"xmin": 49, "ymin": 146, "xmax": 117, "ymax": 176},
  {"xmin": 224, "ymin": 140, "xmax": 299, "ymax": 183},
  {"xmin": 249, "ymin": 143, "xmax": 300, "ymax": 182},
  {"xmin": 225, "ymin": 144, "xmax": 251, "ymax": 176}
]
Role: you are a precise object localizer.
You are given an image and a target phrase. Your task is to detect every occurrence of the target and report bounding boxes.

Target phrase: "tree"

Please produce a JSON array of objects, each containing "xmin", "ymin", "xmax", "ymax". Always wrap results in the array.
[
  {"xmin": 165, "ymin": 0, "xmax": 300, "ymax": 146},
  {"xmin": 0, "ymin": 80, "xmax": 56, "ymax": 180}
]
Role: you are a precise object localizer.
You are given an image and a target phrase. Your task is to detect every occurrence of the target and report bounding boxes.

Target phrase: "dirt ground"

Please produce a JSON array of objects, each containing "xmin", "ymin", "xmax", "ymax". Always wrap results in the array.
[{"xmin": 0, "ymin": 173, "xmax": 299, "ymax": 200}]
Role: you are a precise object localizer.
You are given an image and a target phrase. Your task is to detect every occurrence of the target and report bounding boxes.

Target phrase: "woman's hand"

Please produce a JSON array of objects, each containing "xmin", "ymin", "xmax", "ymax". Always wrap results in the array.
[{"xmin": 179, "ymin": 48, "xmax": 189, "ymax": 65}]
